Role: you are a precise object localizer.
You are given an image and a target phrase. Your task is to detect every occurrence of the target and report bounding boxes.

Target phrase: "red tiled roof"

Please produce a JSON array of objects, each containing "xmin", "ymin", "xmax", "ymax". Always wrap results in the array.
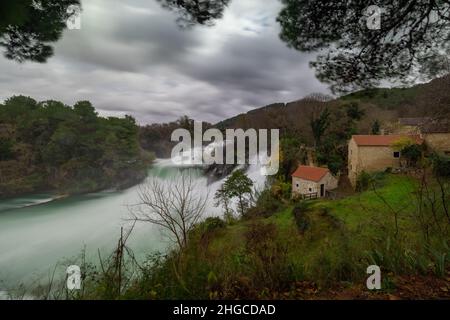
[
  {"xmin": 292, "ymin": 165, "xmax": 329, "ymax": 182},
  {"xmin": 352, "ymin": 135, "xmax": 423, "ymax": 146}
]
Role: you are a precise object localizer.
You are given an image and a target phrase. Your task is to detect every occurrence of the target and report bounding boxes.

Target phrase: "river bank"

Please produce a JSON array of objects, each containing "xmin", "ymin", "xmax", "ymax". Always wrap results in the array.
[{"xmin": 0, "ymin": 157, "xmax": 153, "ymax": 201}]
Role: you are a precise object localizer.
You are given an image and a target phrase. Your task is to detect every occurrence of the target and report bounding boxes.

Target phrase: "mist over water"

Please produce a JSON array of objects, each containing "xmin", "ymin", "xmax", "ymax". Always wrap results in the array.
[{"xmin": 0, "ymin": 155, "xmax": 266, "ymax": 290}]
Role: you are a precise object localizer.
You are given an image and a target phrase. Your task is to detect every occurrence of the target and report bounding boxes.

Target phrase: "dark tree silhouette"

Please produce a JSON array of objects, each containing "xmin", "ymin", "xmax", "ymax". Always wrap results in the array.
[
  {"xmin": 310, "ymin": 107, "xmax": 331, "ymax": 147},
  {"xmin": 371, "ymin": 119, "xmax": 381, "ymax": 135},
  {"xmin": 157, "ymin": 0, "xmax": 230, "ymax": 28},
  {"xmin": 277, "ymin": 0, "xmax": 450, "ymax": 93},
  {"xmin": 0, "ymin": 0, "xmax": 81, "ymax": 63}
]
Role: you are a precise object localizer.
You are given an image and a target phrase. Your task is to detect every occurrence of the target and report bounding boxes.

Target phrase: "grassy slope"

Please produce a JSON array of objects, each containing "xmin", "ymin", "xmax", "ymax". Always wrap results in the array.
[
  {"xmin": 210, "ymin": 174, "xmax": 416, "ymax": 257},
  {"xmin": 317, "ymin": 175, "xmax": 417, "ymax": 234},
  {"xmin": 188, "ymin": 174, "xmax": 448, "ymax": 297},
  {"xmin": 98, "ymin": 175, "xmax": 449, "ymax": 300}
]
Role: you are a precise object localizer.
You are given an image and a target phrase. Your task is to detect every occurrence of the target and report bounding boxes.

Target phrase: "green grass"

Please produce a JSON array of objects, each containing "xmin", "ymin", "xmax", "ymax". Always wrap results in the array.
[
  {"xmin": 316, "ymin": 174, "xmax": 417, "ymax": 230},
  {"xmin": 110, "ymin": 173, "xmax": 448, "ymax": 299},
  {"xmin": 267, "ymin": 206, "xmax": 295, "ymax": 229},
  {"xmin": 210, "ymin": 174, "xmax": 416, "ymax": 248},
  {"xmin": 201, "ymin": 174, "xmax": 448, "ymax": 285},
  {"xmin": 208, "ymin": 222, "xmax": 247, "ymax": 253}
]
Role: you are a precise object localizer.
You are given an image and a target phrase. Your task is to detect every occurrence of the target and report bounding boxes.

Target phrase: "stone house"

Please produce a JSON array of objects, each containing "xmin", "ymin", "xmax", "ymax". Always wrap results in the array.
[
  {"xmin": 292, "ymin": 165, "xmax": 338, "ymax": 199},
  {"xmin": 398, "ymin": 118, "xmax": 450, "ymax": 154},
  {"xmin": 348, "ymin": 134, "xmax": 424, "ymax": 187},
  {"xmin": 419, "ymin": 121, "xmax": 450, "ymax": 155}
]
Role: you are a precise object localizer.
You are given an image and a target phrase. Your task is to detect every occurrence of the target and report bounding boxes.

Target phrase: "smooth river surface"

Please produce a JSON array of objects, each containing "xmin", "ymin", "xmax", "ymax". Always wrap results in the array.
[{"xmin": 0, "ymin": 159, "xmax": 265, "ymax": 292}]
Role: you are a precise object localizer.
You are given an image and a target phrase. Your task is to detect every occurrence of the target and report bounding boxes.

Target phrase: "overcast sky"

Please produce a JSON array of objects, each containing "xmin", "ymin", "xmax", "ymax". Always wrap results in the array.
[{"xmin": 0, "ymin": 0, "xmax": 329, "ymax": 124}]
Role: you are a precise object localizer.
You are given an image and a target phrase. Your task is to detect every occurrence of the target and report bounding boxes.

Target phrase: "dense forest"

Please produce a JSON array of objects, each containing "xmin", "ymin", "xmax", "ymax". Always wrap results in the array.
[
  {"xmin": 139, "ymin": 116, "xmax": 212, "ymax": 158},
  {"xmin": 0, "ymin": 96, "xmax": 153, "ymax": 198}
]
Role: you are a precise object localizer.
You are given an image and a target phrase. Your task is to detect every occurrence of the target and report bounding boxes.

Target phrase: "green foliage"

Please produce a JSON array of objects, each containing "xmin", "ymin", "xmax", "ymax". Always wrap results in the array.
[
  {"xmin": 242, "ymin": 222, "xmax": 294, "ymax": 292},
  {"xmin": 431, "ymin": 153, "xmax": 450, "ymax": 178},
  {"xmin": 345, "ymin": 102, "xmax": 365, "ymax": 121},
  {"xmin": 246, "ymin": 187, "xmax": 283, "ymax": 218},
  {"xmin": 277, "ymin": 135, "xmax": 306, "ymax": 181},
  {"xmin": 356, "ymin": 171, "xmax": 372, "ymax": 192},
  {"xmin": 139, "ymin": 116, "xmax": 203, "ymax": 158},
  {"xmin": 401, "ymin": 144, "xmax": 422, "ymax": 166},
  {"xmin": 214, "ymin": 186, "xmax": 233, "ymax": 217},
  {"xmin": 316, "ymin": 132, "xmax": 347, "ymax": 175},
  {"xmin": 324, "ymin": 152, "xmax": 344, "ymax": 176},
  {"xmin": 270, "ymin": 180, "xmax": 291, "ymax": 200},
  {"xmin": 199, "ymin": 217, "xmax": 227, "ymax": 233},
  {"xmin": 0, "ymin": 0, "xmax": 81, "ymax": 63},
  {"xmin": 277, "ymin": 1, "xmax": 449, "ymax": 93},
  {"xmin": 371, "ymin": 119, "xmax": 381, "ymax": 135},
  {"xmin": 292, "ymin": 201, "xmax": 311, "ymax": 233},
  {"xmin": 0, "ymin": 138, "xmax": 14, "ymax": 160},
  {"xmin": 391, "ymin": 137, "xmax": 416, "ymax": 152},
  {"xmin": 42, "ymin": 174, "xmax": 449, "ymax": 300},
  {"xmin": 340, "ymin": 86, "xmax": 420, "ymax": 112},
  {"xmin": 390, "ymin": 138, "xmax": 423, "ymax": 167},
  {"xmin": 0, "ymin": 95, "xmax": 152, "ymax": 198},
  {"xmin": 73, "ymin": 101, "xmax": 98, "ymax": 122},
  {"xmin": 365, "ymin": 237, "xmax": 450, "ymax": 278},
  {"xmin": 215, "ymin": 169, "xmax": 254, "ymax": 217},
  {"xmin": 313, "ymin": 102, "xmax": 364, "ymax": 176},
  {"xmin": 310, "ymin": 107, "xmax": 331, "ymax": 146},
  {"xmin": 223, "ymin": 169, "xmax": 254, "ymax": 200}
]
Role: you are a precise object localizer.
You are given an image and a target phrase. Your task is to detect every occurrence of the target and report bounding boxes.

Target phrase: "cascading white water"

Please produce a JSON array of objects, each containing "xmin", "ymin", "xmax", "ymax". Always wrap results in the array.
[{"xmin": 0, "ymin": 145, "xmax": 267, "ymax": 291}]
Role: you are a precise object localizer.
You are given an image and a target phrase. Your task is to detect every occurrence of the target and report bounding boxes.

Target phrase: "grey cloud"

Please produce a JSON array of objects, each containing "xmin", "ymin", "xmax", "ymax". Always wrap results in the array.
[{"xmin": 0, "ymin": 0, "xmax": 329, "ymax": 124}]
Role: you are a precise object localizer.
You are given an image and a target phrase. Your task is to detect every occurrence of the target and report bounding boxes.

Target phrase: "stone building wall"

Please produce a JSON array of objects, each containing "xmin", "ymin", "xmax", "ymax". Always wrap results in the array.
[
  {"xmin": 292, "ymin": 172, "xmax": 338, "ymax": 198},
  {"xmin": 424, "ymin": 133, "xmax": 450, "ymax": 154},
  {"xmin": 348, "ymin": 138, "xmax": 401, "ymax": 186}
]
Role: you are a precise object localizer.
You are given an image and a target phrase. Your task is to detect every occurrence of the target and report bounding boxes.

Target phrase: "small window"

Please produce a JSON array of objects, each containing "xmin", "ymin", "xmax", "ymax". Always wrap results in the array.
[
  {"xmin": 393, "ymin": 151, "xmax": 400, "ymax": 158},
  {"xmin": 296, "ymin": 184, "xmax": 299, "ymax": 187},
  {"xmin": 309, "ymin": 188, "xmax": 312, "ymax": 192}
]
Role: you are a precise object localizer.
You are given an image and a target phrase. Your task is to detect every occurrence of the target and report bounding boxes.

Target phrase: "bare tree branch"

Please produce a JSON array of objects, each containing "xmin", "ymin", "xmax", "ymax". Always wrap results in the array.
[{"xmin": 128, "ymin": 170, "xmax": 208, "ymax": 250}]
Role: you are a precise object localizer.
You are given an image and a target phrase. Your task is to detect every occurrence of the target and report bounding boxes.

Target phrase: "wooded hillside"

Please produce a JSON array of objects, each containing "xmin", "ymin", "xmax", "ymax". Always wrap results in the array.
[{"xmin": 0, "ymin": 96, "xmax": 153, "ymax": 198}]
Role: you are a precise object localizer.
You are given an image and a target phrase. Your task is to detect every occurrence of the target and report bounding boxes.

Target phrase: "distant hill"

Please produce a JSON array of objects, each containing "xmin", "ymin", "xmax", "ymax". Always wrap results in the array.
[{"xmin": 215, "ymin": 75, "xmax": 450, "ymax": 145}]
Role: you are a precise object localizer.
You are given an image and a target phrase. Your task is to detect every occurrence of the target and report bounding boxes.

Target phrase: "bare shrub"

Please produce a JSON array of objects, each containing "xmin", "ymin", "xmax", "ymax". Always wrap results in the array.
[{"xmin": 129, "ymin": 170, "xmax": 208, "ymax": 250}]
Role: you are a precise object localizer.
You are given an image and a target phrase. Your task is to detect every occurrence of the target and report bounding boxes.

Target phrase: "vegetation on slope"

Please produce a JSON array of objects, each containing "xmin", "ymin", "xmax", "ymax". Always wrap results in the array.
[
  {"xmin": 0, "ymin": 96, "xmax": 154, "ymax": 198},
  {"xmin": 43, "ymin": 170, "xmax": 448, "ymax": 300}
]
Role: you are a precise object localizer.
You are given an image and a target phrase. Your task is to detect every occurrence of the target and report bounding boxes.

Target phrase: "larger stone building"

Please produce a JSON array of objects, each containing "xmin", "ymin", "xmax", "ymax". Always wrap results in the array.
[
  {"xmin": 348, "ymin": 134, "xmax": 424, "ymax": 187},
  {"xmin": 419, "ymin": 121, "xmax": 450, "ymax": 155},
  {"xmin": 398, "ymin": 118, "xmax": 450, "ymax": 154}
]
